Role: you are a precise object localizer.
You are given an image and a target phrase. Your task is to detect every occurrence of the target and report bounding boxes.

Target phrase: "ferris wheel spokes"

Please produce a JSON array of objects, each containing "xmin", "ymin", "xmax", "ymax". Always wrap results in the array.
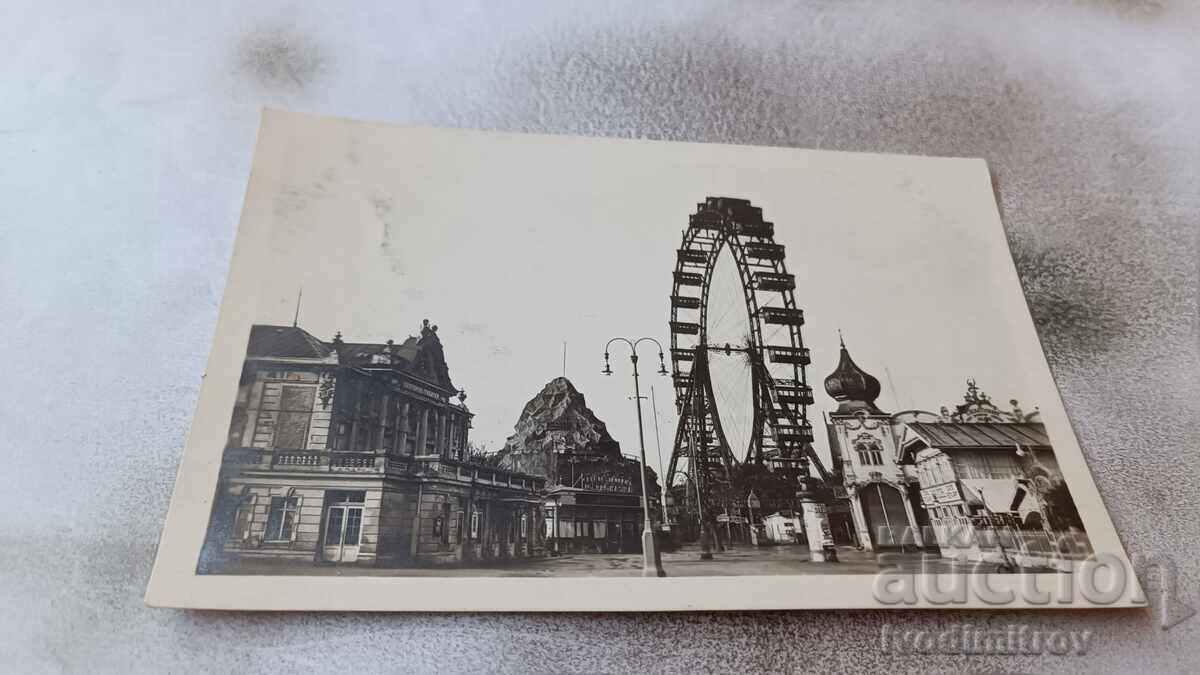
[{"xmin": 666, "ymin": 197, "xmax": 818, "ymax": 495}]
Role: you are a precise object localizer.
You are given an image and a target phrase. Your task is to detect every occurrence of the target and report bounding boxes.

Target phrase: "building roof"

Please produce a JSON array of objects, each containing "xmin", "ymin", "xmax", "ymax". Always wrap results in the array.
[
  {"xmin": 246, "ymin": 325, "xmax": 331, "ymax": 359},
  {"xmin": 244, "ymin": 321, "xmax": 458, "ymax": 393},
  {"xmin": 904, "ymin": 421, "xmax": 1050, "ymax": 450},
  {"xmin": 338, "ymin": 337, "xmax": 421, "ymax": 365}
]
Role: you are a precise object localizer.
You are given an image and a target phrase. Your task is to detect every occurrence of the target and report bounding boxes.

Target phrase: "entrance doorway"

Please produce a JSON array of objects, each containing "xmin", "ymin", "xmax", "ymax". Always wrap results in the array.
[
  {"xmin": 861, "ymin": 483, "xmax": 909, "ymax": 549},
  {"xmin": 322, "ymin": 491, "xmax": 365, "ymax": 563}
]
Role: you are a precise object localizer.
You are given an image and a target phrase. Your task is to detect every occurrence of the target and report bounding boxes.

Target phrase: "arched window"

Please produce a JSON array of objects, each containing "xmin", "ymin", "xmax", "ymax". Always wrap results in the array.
[
  {"xmin": 265, "ymin": 489, "xmax": 300, "ymax": 542},
  {"xmin": 231, "ymin": 487, "xmax": 255, "ymax": 543},
  {"xmin": 853, "ymin": 434, "xmax": 884, "ymax": 466}
]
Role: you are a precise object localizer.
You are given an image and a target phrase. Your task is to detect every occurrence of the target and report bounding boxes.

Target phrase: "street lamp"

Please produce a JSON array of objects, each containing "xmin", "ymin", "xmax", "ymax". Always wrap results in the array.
[
  {"xmin": 649, "ymin": 386, "xmax": 671, "ymax": 533},
  {"xmin": 603, "ymin": 337, "xmax": 668, "ymax": 578}
]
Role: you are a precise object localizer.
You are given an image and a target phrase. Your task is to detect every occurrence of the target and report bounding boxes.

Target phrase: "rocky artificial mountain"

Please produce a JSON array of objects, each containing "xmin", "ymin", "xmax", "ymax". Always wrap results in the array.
[{"xmin": 496, "ymin": 377, "xmax": 622, "ymax": 483}]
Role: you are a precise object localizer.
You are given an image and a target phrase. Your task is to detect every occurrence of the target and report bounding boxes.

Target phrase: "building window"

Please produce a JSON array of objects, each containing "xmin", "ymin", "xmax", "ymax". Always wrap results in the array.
[
  {"xmin": 275, "ymin": 385, "xmax": 316, "ymax": 449},
  {"xmin": 425, "ymin": 411, "xmax": 439, "ymax": 455},
  {"xmin": 324, "ymin": 504, "xmax": 363, "ymax": 547},
  {"xmin": 354, "ymin": 392, "xmax": 372, "ymax": 452},
  {"xmin": 854, "ymin": 438, "xmax": 883, "ymax": 466},
  {"xmin": 332, "ymin": 421, "xmax": 350, "ymax": 450},
  {"xmin": 448, "ymin": 421, "xmax": 461, "ymax": 460},
  {"xmin": 231, "ymin": 493, "xmax": 255, "ymax": 542},
  {"xmin": 379, "ymin": 394, "xmax": 393, "ymax": 449},
  {"xmin": 265, "ymin": 495, "xmax": 300, "ymax": 542},
  {"xmin": 383, "ymin": 397, "xmax": 400, "ymax": 452},
  {"xmin": 455, "ymin": 511, "xmax": 465, "ymax": 544},
  {"xmin": 520, "ymin": 513, "xmax": 528, "ymax": 540},
  {"xmin": 470, "ymin": 511, "xmax": 480, "ymax": 540},
  {"xmin": 405, "ymin": 407, "xmax": 420, "ymax": 455},
  {"xmin": 370, "ymin": 391, "xmax": 385, "ymax": 448},
  {"xmin": 228, "ymin": 405, "xmax": 248, "ymax": 447},
  {"xmin": 327, "ymin": 490, "xmax": 365, "ymax": 504}
]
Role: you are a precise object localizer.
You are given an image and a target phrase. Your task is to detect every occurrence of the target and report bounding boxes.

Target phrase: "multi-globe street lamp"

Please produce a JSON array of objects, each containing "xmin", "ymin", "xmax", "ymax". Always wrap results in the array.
[{"xmin": 603, "ymin": 337, "xmax": 668, "ymax": 578}]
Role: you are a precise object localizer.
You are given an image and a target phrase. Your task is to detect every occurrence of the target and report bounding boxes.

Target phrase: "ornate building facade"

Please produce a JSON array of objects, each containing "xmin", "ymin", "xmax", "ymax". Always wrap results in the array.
[
  {"xmin": 823, "ymin": 336, "xmax": 1088, "ymax": 567},
  {"xmin": 199, "ymin": 321, "xmax": 546, "ymax": 571},
  {"xmin": 823, "ymin": 338, "xmax": 930, "ymax": 551},
  {"xmin": 897, "ymin": 381, "xmax": 1088, "ymax": 568}
]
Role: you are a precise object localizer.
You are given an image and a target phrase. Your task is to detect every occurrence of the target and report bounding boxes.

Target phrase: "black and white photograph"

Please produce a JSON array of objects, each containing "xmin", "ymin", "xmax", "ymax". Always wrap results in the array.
[
  {"xmin": 146, "ymin": 110, "xmax": 1135, "ymax": 610},
  {"xmin": 10, "ymin": 1, "xmax": 1200, "ymax": 671}
]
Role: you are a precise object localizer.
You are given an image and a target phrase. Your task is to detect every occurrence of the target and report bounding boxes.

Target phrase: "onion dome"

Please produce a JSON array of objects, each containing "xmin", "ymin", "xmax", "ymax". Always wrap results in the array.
[{"xmin": 823, "ymin": 333, "xmax": 883, "ymax": 414}]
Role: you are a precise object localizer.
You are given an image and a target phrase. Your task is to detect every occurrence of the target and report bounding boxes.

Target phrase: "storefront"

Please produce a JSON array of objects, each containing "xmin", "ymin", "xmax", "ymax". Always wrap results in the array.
[{"xmin": 543, "ymin": 488, "xmax": 645, "ymax": 554}]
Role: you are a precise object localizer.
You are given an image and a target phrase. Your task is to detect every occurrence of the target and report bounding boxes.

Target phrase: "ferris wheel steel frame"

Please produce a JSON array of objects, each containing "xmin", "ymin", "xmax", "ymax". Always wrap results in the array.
[{"xmin": 666, "ymin": 197, "xmax": 829, "ymax": 495}]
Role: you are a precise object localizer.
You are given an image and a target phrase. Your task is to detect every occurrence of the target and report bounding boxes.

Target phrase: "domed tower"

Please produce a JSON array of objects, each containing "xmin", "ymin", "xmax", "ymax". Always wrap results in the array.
[
  {"xmin": 824, "ymin": 333, "xmax": 884, "ymax": 415},
  {"xmin": 823, "ymin": 333, "xmax": 922, "ymax": 551}
]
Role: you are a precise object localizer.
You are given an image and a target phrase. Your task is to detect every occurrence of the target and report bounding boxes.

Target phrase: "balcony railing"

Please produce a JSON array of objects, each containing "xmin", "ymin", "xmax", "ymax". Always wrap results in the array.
[{"xmin": 220, "ymin": 447, "xmax": 545, "ymax": 491}]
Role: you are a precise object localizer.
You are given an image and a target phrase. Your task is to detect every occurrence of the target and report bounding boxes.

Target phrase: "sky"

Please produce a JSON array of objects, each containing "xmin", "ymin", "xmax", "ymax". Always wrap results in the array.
[{"xmin": 238, "ymin": 112, "xmax": 1053, "ymax": 476}]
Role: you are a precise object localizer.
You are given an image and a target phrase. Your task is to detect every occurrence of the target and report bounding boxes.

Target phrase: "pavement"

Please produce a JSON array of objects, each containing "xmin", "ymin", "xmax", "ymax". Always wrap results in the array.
[{"xmin": 217, "ymin": 544, "xmax": 1002, "ymax": 577}]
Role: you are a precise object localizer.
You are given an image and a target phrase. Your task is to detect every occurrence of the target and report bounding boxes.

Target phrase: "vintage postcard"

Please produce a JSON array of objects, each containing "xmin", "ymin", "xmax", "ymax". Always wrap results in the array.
[{"xmin": 146, "ymin": 110, "xmax": 1141, "ymax": 611}]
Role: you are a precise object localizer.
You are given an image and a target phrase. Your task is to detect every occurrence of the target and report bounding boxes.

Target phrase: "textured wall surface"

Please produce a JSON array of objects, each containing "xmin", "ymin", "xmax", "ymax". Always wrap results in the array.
[{"xmin": 1, "ymin": 1, "xmax": 1197, "ymax": 673}]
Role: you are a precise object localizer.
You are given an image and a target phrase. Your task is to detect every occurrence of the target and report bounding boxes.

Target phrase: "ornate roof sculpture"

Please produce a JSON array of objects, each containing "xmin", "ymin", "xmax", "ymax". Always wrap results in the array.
[
  {"xmin": 823, "ymin": 332, "xmax": 884, "ymax": 414},
  {"xmin": 945, "ymin": 378, "xmax": 1028, "ymax": 424}
]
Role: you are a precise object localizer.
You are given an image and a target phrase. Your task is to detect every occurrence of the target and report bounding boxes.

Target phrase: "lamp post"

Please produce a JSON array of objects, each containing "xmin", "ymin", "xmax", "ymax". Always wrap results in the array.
[
  {"xmin": 650, "ymin": 386, "xmax": 671, "ymax": 533},
  {"xmin": 604, "ymin": 337, "xmax": 668, "ymax": 578}
]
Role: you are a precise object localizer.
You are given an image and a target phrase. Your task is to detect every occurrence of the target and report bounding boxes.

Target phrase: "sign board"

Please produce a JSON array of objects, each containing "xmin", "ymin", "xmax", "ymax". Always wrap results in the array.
[
  {"xmin": 923, "ymin": 482, "xmax": 962, "ymax": 506},
  {"xmin": 805, "ymin": 502, "xmax": 828, "ymax": 515},
  {"xmin": 402, "ymin": 380, "xmax": 449, "ymax": 403}
]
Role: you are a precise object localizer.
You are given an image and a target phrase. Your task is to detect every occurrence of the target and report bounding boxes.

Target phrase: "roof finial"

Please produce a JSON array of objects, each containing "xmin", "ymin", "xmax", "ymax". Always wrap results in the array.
[
  {"xmin": 292, "ymin": 287, "xmax": 303, "ymax": 327},
  {"xmin": 837, "ymin": 328, "xmax": 845, "ymax": 349}
]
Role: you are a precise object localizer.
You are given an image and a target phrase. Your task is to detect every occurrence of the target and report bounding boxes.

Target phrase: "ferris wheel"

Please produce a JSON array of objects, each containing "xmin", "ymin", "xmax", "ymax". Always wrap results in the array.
[{"xmin": 666, "ymin": 197, "xmax": 828, "ymax": 492}]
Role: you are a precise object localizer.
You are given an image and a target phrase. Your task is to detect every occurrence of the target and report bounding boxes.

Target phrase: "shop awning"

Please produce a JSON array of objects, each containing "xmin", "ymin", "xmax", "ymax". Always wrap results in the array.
[{"xmin": 960, "ymin": 479, "xmax": 1020, "ymax": 514}]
